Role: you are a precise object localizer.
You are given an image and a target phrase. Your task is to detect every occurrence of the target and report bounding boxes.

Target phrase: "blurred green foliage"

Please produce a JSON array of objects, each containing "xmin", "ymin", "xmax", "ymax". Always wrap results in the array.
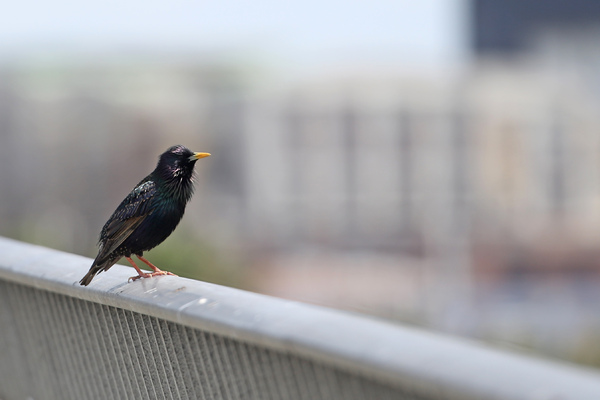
[
  {"xmin": 570, "ymin": 332, "xmax": 600, "ymax": 369},
  {"xmin": 480, "ymin": 328, "xmax": 600, "ymax": 370},
  {"xmin": 128, "ymin": 228, "xmax": 244, "ymax": 288}
]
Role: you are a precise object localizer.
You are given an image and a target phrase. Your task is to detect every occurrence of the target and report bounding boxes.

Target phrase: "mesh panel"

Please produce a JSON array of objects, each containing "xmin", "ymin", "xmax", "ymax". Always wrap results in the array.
[{"xmin": 0, "ymin": 280, "xmax": 419, "ymax": 400}]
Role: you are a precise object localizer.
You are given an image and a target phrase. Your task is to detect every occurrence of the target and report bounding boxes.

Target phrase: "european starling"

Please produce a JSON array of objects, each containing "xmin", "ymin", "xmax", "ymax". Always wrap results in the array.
[{"xmin": 79, "ymin": 145, "xmax": 211, "ymax": 286}]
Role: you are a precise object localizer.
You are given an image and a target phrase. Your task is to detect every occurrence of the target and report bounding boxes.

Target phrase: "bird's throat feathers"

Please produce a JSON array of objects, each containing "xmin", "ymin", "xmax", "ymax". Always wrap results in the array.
[{"xmin": 154, "ymin": 165, "xmax": 196, "ymax": 204}]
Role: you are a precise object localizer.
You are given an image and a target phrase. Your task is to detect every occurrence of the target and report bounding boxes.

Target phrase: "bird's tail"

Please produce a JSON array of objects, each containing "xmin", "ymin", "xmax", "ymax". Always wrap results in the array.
[{"xmin": 79, "ymin": 257, "xmax": 117, "ymax": 286}]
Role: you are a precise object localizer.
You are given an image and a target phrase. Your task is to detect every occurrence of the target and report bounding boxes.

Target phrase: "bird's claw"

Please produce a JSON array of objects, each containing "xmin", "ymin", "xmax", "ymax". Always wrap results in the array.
[
  {"xmin": 127, "ymin": 271, "xmax": 177, "ymax": 282},
  {"xmin": 148, "ymin": 271, "xmax": 178, "ymax": 278},
  {"xmin": 128, "ymin": 273, "xmax": 152, "ymax": 282}
]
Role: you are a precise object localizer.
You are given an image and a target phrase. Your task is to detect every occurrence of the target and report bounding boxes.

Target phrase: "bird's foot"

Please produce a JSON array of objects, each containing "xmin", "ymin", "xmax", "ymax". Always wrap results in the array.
[
  {"xmin": 148, "ymin": 270, "xmax": 178, "ymax": 278},
  {"xmin": 127, "ymin": 271, "xmax": 177, "ymax": 282},
  {"xmin": 136, "ymin": 256, "xmax": 177, "ymax": 278},
  {"xmin": 128, "ymin": 272, "xmax": 153, "ymax": 282}
]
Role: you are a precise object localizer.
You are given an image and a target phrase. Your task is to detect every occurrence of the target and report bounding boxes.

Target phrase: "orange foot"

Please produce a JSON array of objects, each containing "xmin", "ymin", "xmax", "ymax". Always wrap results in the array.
[
  {"xmin": 125, "ymin": 256, "xmax": 178, "ymax": 283},
  {"xmin": 128, "ymin": 271, "xmax": 177, "ymax": 282},
  {"xmin": 148, "ymin": 270, "xmax": 178, "ymax": 278},
  {"xmin": 128, "ymin": 272, "xmax": 152, "ymax": 282}
]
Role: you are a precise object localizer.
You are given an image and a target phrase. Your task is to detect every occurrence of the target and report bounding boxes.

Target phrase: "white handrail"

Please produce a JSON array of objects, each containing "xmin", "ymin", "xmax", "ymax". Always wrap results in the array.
[{"xmin": 1, "ymin": 236, "xmax": 599, "ymax": 400}]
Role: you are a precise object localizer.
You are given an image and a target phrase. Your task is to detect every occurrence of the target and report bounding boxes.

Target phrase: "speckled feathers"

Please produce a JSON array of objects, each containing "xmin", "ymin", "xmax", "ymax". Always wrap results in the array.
[{"xmin": 79, "ymin": 145, "xmax": 210, "ymax": 285}]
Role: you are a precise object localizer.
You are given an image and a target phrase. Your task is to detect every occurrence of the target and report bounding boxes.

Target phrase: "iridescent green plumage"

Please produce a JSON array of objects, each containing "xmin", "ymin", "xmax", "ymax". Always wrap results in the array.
[{"xmin": 80, "ymin": 145, "xmax": 210, "ymax": 286}]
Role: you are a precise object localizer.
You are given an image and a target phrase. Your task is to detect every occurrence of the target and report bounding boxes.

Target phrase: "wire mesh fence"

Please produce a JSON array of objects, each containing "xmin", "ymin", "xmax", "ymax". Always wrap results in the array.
[{"xmin": 1, "ymin": 236, "xmax": 599, "ymax": 400}]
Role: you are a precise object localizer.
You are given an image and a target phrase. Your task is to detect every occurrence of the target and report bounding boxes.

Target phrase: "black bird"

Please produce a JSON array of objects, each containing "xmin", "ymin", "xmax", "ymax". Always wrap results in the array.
[{"xmin": 80, "ymin": 145, "xmax": 211, "ymax": 286}]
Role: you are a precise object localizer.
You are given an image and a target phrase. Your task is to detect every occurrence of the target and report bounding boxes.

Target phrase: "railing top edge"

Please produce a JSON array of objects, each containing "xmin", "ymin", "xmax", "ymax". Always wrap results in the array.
[{"xmin": 1, "ymin": 236, "xmax": 600, "ymax": 399}]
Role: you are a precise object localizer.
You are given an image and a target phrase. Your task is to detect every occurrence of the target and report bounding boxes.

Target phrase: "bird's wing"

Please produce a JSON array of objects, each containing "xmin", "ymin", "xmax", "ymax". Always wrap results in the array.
[{"xmin": 95, "ymin": 179, "xmax": 157, "ymax": 262}]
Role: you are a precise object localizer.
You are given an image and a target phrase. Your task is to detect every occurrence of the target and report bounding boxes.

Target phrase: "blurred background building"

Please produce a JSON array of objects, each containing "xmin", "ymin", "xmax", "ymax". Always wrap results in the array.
[{"xmin": 1, "ymin": 0, "xmax": 600, "ymax": 367}]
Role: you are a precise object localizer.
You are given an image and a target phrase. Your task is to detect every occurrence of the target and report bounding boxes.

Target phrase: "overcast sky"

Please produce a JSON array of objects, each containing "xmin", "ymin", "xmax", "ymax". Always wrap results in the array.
[{"xmin": 0, "ymin": 0, "xmax": 469, "ymax": 73}]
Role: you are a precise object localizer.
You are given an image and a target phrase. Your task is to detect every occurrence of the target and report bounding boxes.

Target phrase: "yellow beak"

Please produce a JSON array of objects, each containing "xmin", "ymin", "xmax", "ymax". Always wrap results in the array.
[{"xmin": 191, "ymin": 152, "xmax": 211, "ymax": 160}]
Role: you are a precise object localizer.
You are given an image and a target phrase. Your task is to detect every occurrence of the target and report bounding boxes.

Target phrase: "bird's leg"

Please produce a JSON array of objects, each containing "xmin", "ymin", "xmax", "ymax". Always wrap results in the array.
[
  {"xmin": 126, "ymin": 257, "xmax": 153, "ymax": 282},
  {"xmin": 136, "ymin": 255, "xmax": 178, "ymax": 278}
]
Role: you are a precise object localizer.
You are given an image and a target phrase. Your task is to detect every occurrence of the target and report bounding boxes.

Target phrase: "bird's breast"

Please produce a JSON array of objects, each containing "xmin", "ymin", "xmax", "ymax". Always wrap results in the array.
[
  {"xmin": 125, "ymin": 200, "xmax": 186, "ymax": 252},
  {"xmin": 151, "ymin": 200, "xmax": 186, "ymax": 229}
]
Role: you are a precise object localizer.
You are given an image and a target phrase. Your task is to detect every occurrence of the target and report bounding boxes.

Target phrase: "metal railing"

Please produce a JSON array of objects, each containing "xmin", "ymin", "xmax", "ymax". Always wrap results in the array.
[{"xmin": 1, "ymin": 236, "xmax": 599, "ymax": 400}]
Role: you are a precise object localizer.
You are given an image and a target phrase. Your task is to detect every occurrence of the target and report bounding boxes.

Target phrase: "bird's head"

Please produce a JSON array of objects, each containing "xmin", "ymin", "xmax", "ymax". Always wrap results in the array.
[
  {"xmin": 160, "ymin": 145, "xmax": 210, "ymax": 168},
  {"xmin": 155, "ymin": 145, "xmax": 211, "ymax": 185}
]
